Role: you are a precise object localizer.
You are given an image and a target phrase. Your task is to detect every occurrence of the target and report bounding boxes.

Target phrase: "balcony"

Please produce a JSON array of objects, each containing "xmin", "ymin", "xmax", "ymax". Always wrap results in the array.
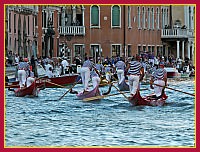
[
  {"xmin": 58, "ymin": 26, "xmax": 85, "ymax": 36},
  {"xmin": 161, "ymin": 28, "xmax": 194, "ymax": 39}
]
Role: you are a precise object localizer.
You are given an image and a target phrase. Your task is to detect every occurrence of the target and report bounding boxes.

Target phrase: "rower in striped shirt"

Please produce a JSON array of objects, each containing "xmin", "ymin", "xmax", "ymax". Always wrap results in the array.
[
  {"xmin": 80, "ymin": 57, "xmax": 95, "ymax": 91},
  {"xmin": 126, "ymin": 57, "xmax": 144, "ymax": 97},
  {"xmin": 149, "ymin": 64, "xmax": 167, "ymax": 99}
]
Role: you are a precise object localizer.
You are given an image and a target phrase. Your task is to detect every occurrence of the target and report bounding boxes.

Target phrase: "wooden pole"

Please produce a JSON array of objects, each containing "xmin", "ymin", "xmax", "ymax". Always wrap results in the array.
[
  {"xmin": 58, "ymin": 79, "xmax": 81, "ymax": 100},
  {"xmin": 153, "ymin": 83, "xmax": 195, "ymax": 97}
]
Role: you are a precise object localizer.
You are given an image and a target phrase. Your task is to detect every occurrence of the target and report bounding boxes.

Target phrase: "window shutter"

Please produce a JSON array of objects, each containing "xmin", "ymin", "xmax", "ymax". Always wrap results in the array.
[{"xmin": 91, "ymin": 6, "xmax": 99, "ymax": 26}]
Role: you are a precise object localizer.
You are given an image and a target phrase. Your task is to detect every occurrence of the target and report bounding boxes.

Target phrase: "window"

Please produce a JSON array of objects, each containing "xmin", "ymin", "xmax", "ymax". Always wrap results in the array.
[
  {"xmin": 28, "ymin": 16, "xmax": 30, "ymax": 35},
  {"xmin": 9, "ymin": 12, "xmax": 11, "ymax": 32},
  {"xmin": 142, "ymin": 7, "xmax": 146, "ymax": 29},
  {"xmin": 14, "ymin": 14, "xmax": 16, "ymax": 33},
  {"xmin": 33, "ymin": 17, "xmax": 35, "ymax": 35},
  {"xmin": 91, "ymin": 5, "xmax": 99, "ymax": 27},
  {"xmin": 143, "ymin": 45, "xmax": 146, "ymax": 52},
  {"xmin": 148, "ymin": 46, "xmax": 151, "ymax": 53},
  {"xmin": 189, "ymin": 7, "xmax": 191, "ymax": 29},
  {"xmin": 152, "ymin": 46, "xmax": 155, "ymax": 54},
  {"xmin": 74, "ymin": 45, "xmax": 85, "ymax": 60},
  {"xmin": 147, "ymin": 8, "xmax": 150, "ymax": 29},
  {"xmin": 42, "ymin": 11, "xmax": 47, "ymax": 28},
  {"xmin": 112, "ymin": 5, "xmax": 121, "ymax": 27},
  {"xmin": 156, "ymin": 8, "xmax": 160, "ymax": 29},
  {"xmin": 90, "ymin": 45, "xmax": 100, "ymax": 63},
  {"xmin": 51, "ymin": 12, "xmax": 54, "ymax": 26},
  {"xmin": 128, "ymin": 45, "xmax": 131, "ymax": 57},
  {"xmin": 137, "ymin": 7, "xmax": 141, "ymax": 28},
  {"xmin": 14, "ymin": 38, "xmax": 16, "ymax": 52},
  {"xmin": 112, "ymin": 45, "xmax": 121, "ymax": 57},
  {"xmin": 128, "ymin": 6, "xmax": 131, "ymax": 28},
  {"xmin": 152, "ymin": 8, "xmax": 154, "ymax": 29}
]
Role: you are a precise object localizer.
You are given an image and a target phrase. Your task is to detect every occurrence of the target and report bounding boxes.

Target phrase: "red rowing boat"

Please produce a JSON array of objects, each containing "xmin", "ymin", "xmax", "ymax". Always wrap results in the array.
[
  {"xmin": 35, "ymin": 74, "xmax": 79, "ymax": 88},
  {"xmin": 76, "ymin": 86, "xmax": 101, "ymax": 100},
  {"xmin": 6, "ymin": 74, "xmax": 79, "ymax": 88},
  {"xmin": 14, "ymin": 80, "xmax": 40, "ymax": 97},
  {"xmin": 128, "ymin": 91, "xmax": 168, "ymax": 106}
]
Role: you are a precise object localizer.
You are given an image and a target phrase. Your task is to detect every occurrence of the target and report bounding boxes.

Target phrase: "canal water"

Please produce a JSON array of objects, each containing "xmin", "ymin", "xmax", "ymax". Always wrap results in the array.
[{"xmin": 5, "ymin": 78, "xmax": 195, "ymax": 147}]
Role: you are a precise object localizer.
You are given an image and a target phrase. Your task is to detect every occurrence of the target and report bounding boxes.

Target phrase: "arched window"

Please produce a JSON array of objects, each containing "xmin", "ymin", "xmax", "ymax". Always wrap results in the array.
[
  {"xmin": 156, "ymin": 8, "xmax": 160, "ymax": 29},
  {"xmin": 161, "ymin": 8, "xmax": 164, "ymax": 28},
  {"xmin": 91, "ymin": 5, "xmax": 99, "ymax": 27},
  {"xmin": 147, "ymin": 8, "xmax": 150, "ymax": 29},
  {"xmin": 128, "ymin": 6, "xmax": 131, "ymax": 28},
  {"xmin": 152, "ymin": 8, "xmax": 154, "ymax": 29},
  {"xmin": 137, "ymin": 7, "xmax": 141, "ymax": 28},
  {"xmin": 142, "ymin": 7, "xmax": 146, "ymax": 29},
  {"xmin": 189, "ymin": 6, "xmax": 191, "ymax": 29},
  {"xmin": 112, "ymin": 5, "xmax": 120, "ymax": 27}
]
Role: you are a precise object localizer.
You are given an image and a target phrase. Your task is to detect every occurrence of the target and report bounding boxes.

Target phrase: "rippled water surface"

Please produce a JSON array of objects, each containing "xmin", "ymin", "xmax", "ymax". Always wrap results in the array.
[{"xmin": 5, "ymin": 78, "xmax": 195, "ymax": 147}]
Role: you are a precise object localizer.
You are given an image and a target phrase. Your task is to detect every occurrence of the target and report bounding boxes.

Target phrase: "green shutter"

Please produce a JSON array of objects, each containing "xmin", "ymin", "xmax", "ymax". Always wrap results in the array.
[
  {"xmin": 112, "ymin": 6, "xmax": 120, "ymax": 26},
  {"xmin": 91, "ymin": 6, "xmax": 99, "ymax": 26}
]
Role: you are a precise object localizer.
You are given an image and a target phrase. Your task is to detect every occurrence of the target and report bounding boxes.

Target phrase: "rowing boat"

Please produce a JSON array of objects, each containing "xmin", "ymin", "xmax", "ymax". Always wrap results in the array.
[
  {"xmin": 118, "ymin": 78, "xmax": 129, "ymax": 91},
  {"xmin": 14, "ymin": 80, "xmax": 40, "ymax": 97},
  {"xmin": 35, "ymin": 74, "xmax": 79, "ymax": 88},
  {"xmin": 76, "ymin": 86, "xmax": 101, "ymax": 100},
  {"xmin": 128, "ymin": 91, "xmax": 168, "ymax": 106}
]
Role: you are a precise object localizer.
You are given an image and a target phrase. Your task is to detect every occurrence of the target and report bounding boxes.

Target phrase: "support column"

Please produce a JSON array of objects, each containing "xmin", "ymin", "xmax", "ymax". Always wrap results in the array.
[
  {"xmin": 182, "ymin": 41, "xmax": 185, "ymax": 60},
  {"xmin": 82, "ymin": 6, "xmax": 85, "ymax": 26},
  {"xmin": 187, "ymin": 42, "xmax": 190, "ymax": 60},
  {"xmin": 176, "ymin": 40, "xmax": 180, "ymax": 59},
  {"xmin": 61, "ymin": 7, "xmax": 66, "ymax": 26},
  {"xmin": 72, "ymin": 6, "xmax": 76, "ymax": 24},
  {"xmin": 192, "ymin": 42, "xmax": 194, "ymax": 64}
]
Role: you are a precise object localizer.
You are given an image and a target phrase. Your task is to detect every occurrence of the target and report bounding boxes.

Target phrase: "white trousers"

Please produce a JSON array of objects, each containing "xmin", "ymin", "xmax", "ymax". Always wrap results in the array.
[
  {"xmin": 153, "ymin": 80, "xmax": 165, "ymax": 97},
  {"xmin": 27, "ymin": 77, "xmax": 35, "ymax": 87},
  {"xmin": 117, "ymin": 69, "xmax": 124, "ymax": 84},
  {"xmin": 80, "ymin": 67, "xmax": 90, "ymax": 90},
  {"xmin": 128, "ymin": 75, "xmax": 140, "ymax": 96},
  {"xmin": 92, "ymin": 76, "xmax": 100, "ymax": 88},
  {"xmin": 106, "ymin": 72, "xmax": 111, "ymax": 81},
  {"xmin": 18, "ymin": 70, "xmax": 26, "ymax": 88}
]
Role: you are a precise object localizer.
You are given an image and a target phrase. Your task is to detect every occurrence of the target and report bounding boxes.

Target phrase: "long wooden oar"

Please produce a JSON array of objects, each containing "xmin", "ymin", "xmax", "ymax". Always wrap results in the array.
[
  {"xmin": 45, "ymin": 81, "xmax": 67, "ymax": 88},
  {"xmin": 83, "ymin": 92, "xmax": 125, "ymax": 101},
  {"xmin": 111, "ymin": 83, "xmax": 129, "ymax": 100},
  {"xmin": 58, "ymin": 79, "xmax": 81, "ymax": 100},
  {"xmin": 5, "ymin": 84, "xmax": 19, "ymax": 88},
  {"xmin": 153, "ymin": 83, "xmax": 195, "ymax": 97}
]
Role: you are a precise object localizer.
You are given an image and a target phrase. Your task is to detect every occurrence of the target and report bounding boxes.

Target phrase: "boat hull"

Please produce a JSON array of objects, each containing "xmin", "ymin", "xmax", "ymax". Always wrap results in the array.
[
  {"xmin": 128, "ymin": 91, "xmax": 168, "ymax": 106},
  {"xmin": 35, "ymin": 74, "xmax": 79, "ymax": 88},
  {"xmin": 164, "ymin": 67, "xmax": 180, "ymax": 78},
  {"xmin": 14, "ymin": 81, "xmax": 39, "ymax": 97},
  {"xmin": 118, "ymin": 78, "xmax": 129, "ymax": 91},
  {"xmin": 76, "ymin": 86, "xmax": 101, "ymax": 100}
]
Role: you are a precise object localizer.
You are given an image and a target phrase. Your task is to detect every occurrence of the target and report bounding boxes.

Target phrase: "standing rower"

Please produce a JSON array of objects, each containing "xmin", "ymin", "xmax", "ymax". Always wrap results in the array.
[
  {"xmin": 90, "ymin": 69, "xmax": 100, "ymax": 89},
  {"xmin": 80, "ymin": 57, "xmax": 95, "ymax": 91},
  {"xmin": 149, "ymin": 64, "xmax": 167, "ymax": 99},
  {"xmin": 17, "ymin": 58, "xmax": 30, "ymax": 88},
  {"xmin": 126, "ymin": 57, "xmax": 144, "ymax": 97},
  {"xmin": 115, "ymin": 58, "xmax": 126, "ymax": 84}
]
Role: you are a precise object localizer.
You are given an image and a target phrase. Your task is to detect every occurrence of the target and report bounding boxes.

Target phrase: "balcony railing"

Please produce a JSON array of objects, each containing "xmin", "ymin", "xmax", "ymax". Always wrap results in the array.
[
  {"xmin": 58, "ymin": 26, "xmax": 85, "ymax": 36},
  {"xmin": 161, "ymin": 29, "xmax": 194, "ymax": 39}
]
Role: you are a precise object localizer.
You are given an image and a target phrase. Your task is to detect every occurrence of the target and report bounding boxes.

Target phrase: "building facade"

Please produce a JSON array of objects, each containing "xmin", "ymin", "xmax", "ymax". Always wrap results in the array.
[
  {"xmin": 161, "ymin": 5, "xmax": 195, "ymax": 65},
  {"xmin": 6, "ymin": 5, "xmax": 195, "ymax": 65},
  {"xmin": 6, "ymin": 5, "xmax": 38, "ymax": 60}
]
